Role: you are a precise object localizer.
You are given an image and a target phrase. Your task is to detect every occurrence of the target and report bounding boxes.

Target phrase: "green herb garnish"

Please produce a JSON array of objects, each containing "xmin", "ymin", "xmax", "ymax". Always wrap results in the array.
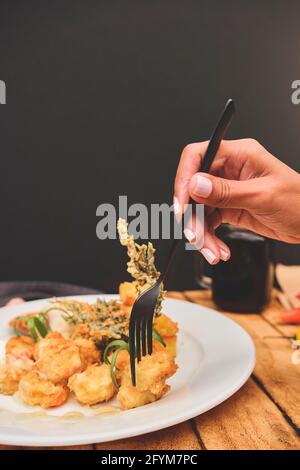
[
  {"xmin": 14, "ymin": 314, "xmax": 50, "ymax": 342},
  {"xmin": 153, "ymin": 328, "xmax": 166, "ymax": 347},
  {"xmin": 103, "ymin": 340, "xmax": 129, "ymax": 365}
]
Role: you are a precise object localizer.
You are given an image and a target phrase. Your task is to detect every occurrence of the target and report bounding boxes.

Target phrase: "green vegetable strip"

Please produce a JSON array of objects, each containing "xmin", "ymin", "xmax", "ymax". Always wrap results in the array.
[
  {"xmin": 27, "ymin": 317, "xmax": 39, "ymax": 342},
  {"xmin": 38, "ymin": 313, "xmax": 51, "ymax": 332},
  {"xmin": 103, "ymin": 340, "xmax": 129, "ymax": 365},
  {"xmin": 13, "ymin": 314, "xmax": 50, "ymax": 342},
  {"xmin": 43, "ymin": 307, "xmax": 70, "ymax": 319},
  {"xmin": 153, "ymin": 328, "xmax": 166, "ymax": 347},
  {"xmin": 34, "ymin": 317, "xmax": 48, "ymax": 338},
  {"xmin": 110, "ymin": 347, "xmax": 128, "ymax": 390}
]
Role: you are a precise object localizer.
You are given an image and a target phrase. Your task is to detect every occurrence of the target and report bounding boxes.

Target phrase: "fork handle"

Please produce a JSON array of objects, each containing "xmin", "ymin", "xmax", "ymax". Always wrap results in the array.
[
  {"xmin": 160, "ymin": 99, "xmax": 235, "ymax": 283},
  {"xmin": 199, "ymin": 99, "xmax": 235, "ymax": 174},
  {"xmin": 159, "ymin": 239, "xmax": 181, "ymax": 283}
]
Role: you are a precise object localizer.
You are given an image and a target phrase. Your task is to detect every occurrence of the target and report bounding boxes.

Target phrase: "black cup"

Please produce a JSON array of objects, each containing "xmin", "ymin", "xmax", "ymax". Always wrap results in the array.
[{"xmin": 195, "ymin": 225, "xmax": 274, "ymax": 313}]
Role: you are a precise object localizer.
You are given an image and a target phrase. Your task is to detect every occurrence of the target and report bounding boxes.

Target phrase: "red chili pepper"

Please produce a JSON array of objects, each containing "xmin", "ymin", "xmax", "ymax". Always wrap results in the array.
[{"xmin": 280, "ymin": 308, "xmax": 300, "ymax": 324}]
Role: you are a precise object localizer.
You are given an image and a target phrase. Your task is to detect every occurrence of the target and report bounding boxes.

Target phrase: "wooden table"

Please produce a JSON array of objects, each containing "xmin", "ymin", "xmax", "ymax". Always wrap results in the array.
[{"xmin": 1, "ymin": 290, "xmax": 299, "ymax": 450}]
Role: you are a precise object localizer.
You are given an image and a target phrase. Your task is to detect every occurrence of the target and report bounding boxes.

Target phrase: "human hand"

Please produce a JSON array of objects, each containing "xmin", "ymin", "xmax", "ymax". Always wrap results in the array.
[{"xmin": 174, "ymin": 139, "xmax": 300, "ymax": 264}]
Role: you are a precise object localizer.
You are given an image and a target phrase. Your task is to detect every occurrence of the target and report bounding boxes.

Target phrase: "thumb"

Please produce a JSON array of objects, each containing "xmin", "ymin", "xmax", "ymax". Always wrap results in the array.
[{"xmin": 189, "ymin": 172, "xmax": 263, "ymax": 210}]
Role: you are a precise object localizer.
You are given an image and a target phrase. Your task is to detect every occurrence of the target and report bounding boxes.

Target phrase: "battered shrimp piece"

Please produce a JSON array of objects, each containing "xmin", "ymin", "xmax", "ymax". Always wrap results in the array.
[
  {"xmin": 68, "ymin": 364, "xmax": 115, "ymax": 405},
  {"xmin": 2, "ymin": 336, "xmax": 35, "ymax": 391},
  {"xmin": 117, "ymin": 351, "xmax": 177, "ymax": 410},
  {"xmin": 133, "ymin": 351, "xmax": 177, "ymax": 395},
  {"xmin": 6, "ymin": 336, "xmax": 35, "ymax": 359},
  {"xmin": 117, "ymin": 373, "xmax": 166, "ymax": 409},
  {"xmin": 5, "ymin": 352, "xmax": 35, "ymax": 376},
  {"xmin": 0, "ymin": 336, "xmax": 36, "ymax": 395},
  {"xmin": 34, "ymin": 331, "xmax": 64, "ymax": 360},
  {"xmin": 18, "ymin": 370, "xmax": 68, "ymax": 408},
  {"xmin": 109, "ymin": 341, "xmax": 167, "ymax": 384},
  {"xmin": 35, "ymin": 333, "xmax": 82, "ymax": 383},
  {"xmin": 74, "ymin": 338, "xmax": 101, "ymax": 369},
  {"xmin": 0, "ymin": 364, "xmax": 22, "ymax": 395}
]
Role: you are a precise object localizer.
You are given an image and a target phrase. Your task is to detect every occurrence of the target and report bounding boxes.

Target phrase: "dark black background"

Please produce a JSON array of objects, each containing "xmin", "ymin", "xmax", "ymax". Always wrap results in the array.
[{"xmin": 0, "ymin": 0, "xmax": 299, "ymax": 292}]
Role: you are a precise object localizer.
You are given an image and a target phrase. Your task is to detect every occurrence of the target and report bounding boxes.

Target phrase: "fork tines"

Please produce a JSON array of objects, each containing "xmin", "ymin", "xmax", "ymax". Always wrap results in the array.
[{"xmin": 128, "ymin": 283, "xmax": 160, "ymax": 386}]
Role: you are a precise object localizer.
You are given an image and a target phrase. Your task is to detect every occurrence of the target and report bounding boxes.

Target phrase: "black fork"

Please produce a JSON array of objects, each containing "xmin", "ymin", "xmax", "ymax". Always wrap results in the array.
[{"xmin": 128, "ymin": 98, "xmax": 235, "ymax": 385}]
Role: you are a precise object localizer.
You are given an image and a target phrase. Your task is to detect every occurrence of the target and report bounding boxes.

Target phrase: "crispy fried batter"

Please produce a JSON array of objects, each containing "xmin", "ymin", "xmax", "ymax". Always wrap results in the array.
[
  {"xmin": 68, "ymin": 364, "xmax": 115, "ymax": 405},
  {"xmin": 2, "ymin": 336, "xmax": 35, "ymax": 391},
  {"xmin": 74, "ymin": 338, "xmax": 101, "ymax": 369},
  {"xmin": 0, "ymin": 364, "xmax": 22, "ymax": 395},
  {"xmin": 134, "ymin": 351, "xmax": 177, "ymax": 395},
  {"xmin": 5, "ymin": 353, "xmax": 34, "ymax": 375},
  {"xmin": 117, "ymin": 351, "xmax": 177, "ymax": 410},
  {"xmin": 0, "ymin": 336, "xmax": 36, "ymax": 395},
  {"xmin": 6, "ymin": 336, "xmax": 35, "ymax": 358},
  {"xmin": 110, "ymin": 343, "xmax": 169, "ymax": 384},
  {"xmin": 154, "ymin": 315, "xmax": 178, "ymax": 337},
  {"xmin": 18, "ymin": 370, "xmax": 68, "ymax": 408},
  {"xmin": 117, "ymin": 382, "xmax": 162, "ymax": 409},
  {"xmin": 35, "ymin": 332, "xmax": 82, "ymax": 383}
]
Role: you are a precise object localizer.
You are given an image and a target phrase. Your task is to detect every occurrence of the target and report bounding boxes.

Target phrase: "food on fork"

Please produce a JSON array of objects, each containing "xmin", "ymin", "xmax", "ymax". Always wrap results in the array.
[{"xmin": 117, "ymin": 218, "xmax": 165, "ymax": 316}]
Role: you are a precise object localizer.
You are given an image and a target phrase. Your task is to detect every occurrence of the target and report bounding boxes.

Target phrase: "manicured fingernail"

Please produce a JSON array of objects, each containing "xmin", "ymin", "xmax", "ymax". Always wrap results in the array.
[
  {"xmin": 184, "ymin": 228, "xmax": 196, "ymax": 243},
  {"xmin": 191, "ymin": 174, "xmax": 212, "ymax": 198},
  {"xmin": 220, "ymin": 249, "xmax": 230, "ymax": 261},
  {"xmin": 173, "ymin": 196, "xmax": 182, "ymax": 223},
  {"xmin": 200, "ymin": 248, "xmax": 217, "ymax": 264},
  {"xmin": 173, "ymin": 196, "xmax": 181, "ymax": 215}
]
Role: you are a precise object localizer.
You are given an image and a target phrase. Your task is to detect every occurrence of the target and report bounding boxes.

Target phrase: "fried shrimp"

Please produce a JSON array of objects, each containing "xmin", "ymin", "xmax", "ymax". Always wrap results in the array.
[
  {"xmin": 0, "ymin": 336, "xmax": 36, "ymax": 395},
  {"xmin": 6, "ymin": 336, "xmax": 35, "ymax": 358},
  {"xmin": 5, "ymin": 353, "xmax": 34, "ymax": 376},
  {"xmin": 18, "ymin": 370, "xmax": 68, "ymax": 408},
  {"xmin": 0, "ymin": 364, "xmax": 22, "ymax": 395},
  {"xmin": 68, "ymin": 364, "xmax": 115, "ymax": 405},
  {"xmin": 117, "ymin": 367, "xmax": 165, "ymax": 410},
  {"xmin": 117, "ymin": 351, "xmax": 177, "ymax": 410},
  {"xmin": 73, "ymin": 338, "xmax": 101, "ymax": 369},
  {"xmin": 35, "ymin": 332, "xmax": 82, "ymax": 383}
]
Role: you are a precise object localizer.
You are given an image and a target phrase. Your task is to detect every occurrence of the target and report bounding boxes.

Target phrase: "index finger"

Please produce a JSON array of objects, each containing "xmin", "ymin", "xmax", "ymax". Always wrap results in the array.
[
  {"xmin": 174, "ymin": 141, "xmax": 209, "ymax": 215},
  {"xmin": 173, "ymin": 140, "xmax": 241, "ymax": 215}
]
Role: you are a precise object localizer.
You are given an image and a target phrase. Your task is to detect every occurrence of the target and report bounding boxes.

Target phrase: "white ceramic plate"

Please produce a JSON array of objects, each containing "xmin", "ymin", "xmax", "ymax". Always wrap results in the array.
[{"xmin": 0, "ymin": 295, "xmax": 255, "ymax": 447}]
